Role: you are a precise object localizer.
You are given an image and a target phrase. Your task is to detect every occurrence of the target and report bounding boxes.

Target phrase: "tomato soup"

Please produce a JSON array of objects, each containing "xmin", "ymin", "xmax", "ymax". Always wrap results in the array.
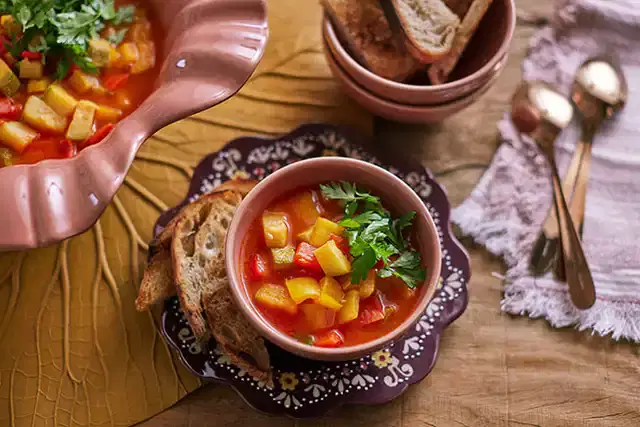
[
  {"xmin": 0, "ymin": 0, "xmax": 161, "ymax": 166},
  {"xmin": 242, "ymin": 182, "xmax": 427, "ymax": 348}
]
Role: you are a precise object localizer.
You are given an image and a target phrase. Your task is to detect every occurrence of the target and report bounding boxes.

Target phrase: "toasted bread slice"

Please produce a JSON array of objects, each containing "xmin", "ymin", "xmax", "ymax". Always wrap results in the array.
[
  {"xmin": 323, "ymin": 0, "xmax": 421, "ymax": 82},
  {"xmin": 428, "ymin": 0, "xmax": 493, "ymax": 84},
  {"xmin": 380, "ymin": 0, "xmax": 460, "ymax": 64},
  {"xmin": 204, "ymin": 286, "xmax": 271, "ymax": 383},
  {"xmin": 135, "ymin": 250, "xmax": 175, "ymax": 311}
]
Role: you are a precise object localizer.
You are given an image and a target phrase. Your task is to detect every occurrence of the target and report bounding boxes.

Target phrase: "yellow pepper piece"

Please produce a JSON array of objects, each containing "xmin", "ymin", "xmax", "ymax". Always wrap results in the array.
[
  {"xmin": 301, "ymin": 303, "xmax": 336, "ymax": 331},
  {"xmin": 314, "ymin": 240, "xmax": 352, "ymax": 277},
  {"xmin": 310, "ymin": 217, "xmax": 344, "ymax": 247},
  {"xmin": 254, "ymin": 284, "xmax": 297, "ymax": 315},
  {"xmin": 27, "ymin": 77, "xmax": 51, "ymax": 94},
  {"xmin": 262, "ymin": 213, "xmax": 289, "ymax": 248},
  {"xmin": 68, "ymin": 69, "xmax": 101, "ymax": 94},
  {"xmin": 338, "ymin": 290, "xmax": 360, "ymax": 324},
  {"xmin": 297, "ymin": 226, "xmax": 314, "ymax": 244},
  {"xmin": 285, "ymin": 277, "xmax": 321, "ymax": 304},
  {"xmin": 317, "ymin": 277, "xmax": 344, "ymax": 310}
]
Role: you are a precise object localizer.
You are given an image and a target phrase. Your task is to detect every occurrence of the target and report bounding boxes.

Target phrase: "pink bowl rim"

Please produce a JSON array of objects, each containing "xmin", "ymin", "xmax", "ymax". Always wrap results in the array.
[
  {"xmin": 225, "ymin": 157, "xmax": 443, "ymax": 360},
  {"xmin": 322, "ymin": 0, "xmax": 515, "ymax": 92}
]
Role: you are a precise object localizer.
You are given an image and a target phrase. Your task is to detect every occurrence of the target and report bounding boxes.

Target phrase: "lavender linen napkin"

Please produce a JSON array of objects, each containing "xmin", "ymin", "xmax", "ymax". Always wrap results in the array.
[{"xmin": 452, "ymin": 0, "xmax": 640, "ymax": 341}]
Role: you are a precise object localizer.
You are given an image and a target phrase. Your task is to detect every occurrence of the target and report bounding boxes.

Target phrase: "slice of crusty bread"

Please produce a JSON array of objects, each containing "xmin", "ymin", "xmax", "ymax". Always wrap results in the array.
[
  {"xmin": 322, "ymin": 0, "xmax": 422, "ymax": 82},
  {"xmin": 381, "ymin": 0, "xmax": 460, "ymax": 64},
  {"xmin": 428, "ymin": 0, "xmax": 493, "ymax": 84},
  {"xmin": 135, "ymin": 250, "xmax": 175, "ymax": 311},
  {"xmin": 172, "ymin": 190, "xmax": 242, "ymax": 338},
  {"xmin": 204, "ymin": 286, "xmax": 272, "ymax": 383}
]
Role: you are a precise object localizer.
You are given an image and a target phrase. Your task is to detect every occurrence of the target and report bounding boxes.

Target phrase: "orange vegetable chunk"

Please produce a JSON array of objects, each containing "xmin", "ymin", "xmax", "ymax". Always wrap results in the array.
[
  {"xmin": 285, "ymin": 277, "xmax": 321, "ymax": 304},
  {"xmin": 317, "ymin": 277, "xmax": 344, "ymax": 310},
  {"xmin": 301, "ymin": 303, "xmax": 336, "ymax": 331},
  {"xmin": 292, "ymin": 191, "xmax": 321, "ymax": 226},
  {"xmin": 255, "ymin": 284, "xmax": 297, "ymax": 315}
]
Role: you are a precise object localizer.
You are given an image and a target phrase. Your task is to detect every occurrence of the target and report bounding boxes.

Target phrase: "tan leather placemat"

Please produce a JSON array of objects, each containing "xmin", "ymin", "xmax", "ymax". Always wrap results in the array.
[{"xmin": 0, "ymin": 0, "xmax": 372, "ymax": 425}]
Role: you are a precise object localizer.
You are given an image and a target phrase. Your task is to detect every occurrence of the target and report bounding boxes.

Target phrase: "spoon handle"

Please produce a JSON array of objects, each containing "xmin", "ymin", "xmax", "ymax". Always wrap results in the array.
[
  {"xmin": 568, "ymin": 125, "xmax": 596, "ymax": 234},
  {"xmin": 549, "ymin": 159, "xmax": 596, "ymax": 309}
]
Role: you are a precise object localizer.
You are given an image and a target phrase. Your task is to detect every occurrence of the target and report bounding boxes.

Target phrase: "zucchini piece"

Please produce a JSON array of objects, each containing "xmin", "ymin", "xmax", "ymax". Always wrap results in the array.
[
  {"xmin": 19, "ymin": 59, "xmax": 44, "ymax": 79},
  {"xmin": 23, "ymin": 96, "xmax": 67, "ymax": 134},
  {"xmin": 43, "ymin": 84, "xmax": 78, "ymax": 117},
  {"xmin": 0, "ymin": 122, "xmax": 38, "ymax": 153},
  {"xmin": 0, "ymin": 58, "xmax": 20, "ymax": 96},
  {"xmin": 89, "ymin": 39, "xmax": 111, "ymax": 67},
  {"xmin": 66, "ymin": 101, "xmax": 97, "ymax": 141}
]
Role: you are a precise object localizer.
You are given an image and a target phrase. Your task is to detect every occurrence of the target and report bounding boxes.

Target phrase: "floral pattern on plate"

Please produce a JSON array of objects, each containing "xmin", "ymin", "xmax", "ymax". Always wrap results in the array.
[{"xmin": 158, "ymin": 124, "xmax": 470, "ymax": 418}]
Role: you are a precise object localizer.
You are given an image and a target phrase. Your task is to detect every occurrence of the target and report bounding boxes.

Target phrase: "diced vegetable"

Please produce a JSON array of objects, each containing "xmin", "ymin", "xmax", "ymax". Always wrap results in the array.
[
  {"xmin": 88, "ymin": 39, "xmax": 112, "ymax": 67},
  {"xmin": 68, "ymin": 69, "xmax": 101, "ymax": 94},
  {"xmin": 249, "ymin": 253, "xmax": 270, "ymax": 280},
  {"xmin": 293, "ymin": 242, "xmax": 323, "ymax": 272},
  {"xmin": 285, "ymin": 277, "xmax": 321, "ymax": 304},
  {"xmin": 19, "ymin": 59, "xmax": 43, "ymax": 79},
  {"xmin": 358, "ymin": 293, "xmax": 385, "ymax": 326},
  {"xmin": 0, "ymin": 58, "xmax": 20, "ymax": 96},
  {"xmin": 254, "ymin": 284, "xmax": 297, "ymax": 315},
  {"xmin": 314, "ymin": 240, "xmax": 352, "ymax": 277},
  {"xmin": 0, "ymin": 147, "xmax": 13, "ymax": 166},
  {"xmin": 297, "ymin": 227, "xmax": 313, "ymax": 244},
  {"xmin": 104, "ymin": 73, "xmax": 129, "ymax": 91},
  {"xmin": 271, "ymin": 246, "xmax": 295, "ymax": 270},
  {"xmin": 0, "ymin": 121, "xmax": 37, "ymax": 152},
  {"xmin": 292, "ymin": 191, "xmax": 321, "ymax": 226},
  {"xmin": 95, "ymin": 104, "xmax": 123, "ymax": 122},
  {"xmin": 131, "ymin": 42, "xmax": 155, "ymax": 74},
  {"xmin": 313, "ymin": 329, "xmax": 344, "ymax": 348},
  {"xmin": 27, "ymin": 77, "xmax": 52, "ymax": 94},
  {"xmin": 108, "ymin": 46, "xmax": 121, "ymax": 67},
  {"xmin": 1, "ymin": 15, "xmax": 20, "ymax": 37},
  {"xmin": 23, "ymin": 96, "xmax": 67, "ymax": 134},
  {"xmin": 262, "ymin": 213, "xmax": 289, "ymax": 248},
  {"xmin": 338, "ymin": 290, "xmax": 359, "ymax": 324},
  {"xmin": 317, "ymin": 277, "xmax": 344, "ymax": 310},
  {"xmin": 66, "ymin": 100, "xmax": 97, "ymax": 141},
  {"xmin": 82, "ymin": 123, "xmax": 114, "ymax": 148},
  {"xmin": 329, "ymin": 234, "xmax": 350, "ymax": 256},
  {"xmin": 129, "ymin": 21, "xmax": 152, "ymax": 43},
  {"xmin": 0, "ymin": 99, "xmax": 22, "ymax": 120},
  {"xmin": 310, "ymin": 217, "xmax": 344, "ymax": 247},
  {"xmin": 359, "ymin": 270, "xmax": 376, "ymax": 298},
  {"xmin": 118, "ymin": 42, "xmax": 139, "ymax": 65},
  {"xmin": 44, "ymin": 84, "xmax": 78, "ymax": 117},
  {"xmin": 301, "ymin": 303, "xmax": 336, "ymax": 331},
  {"xmin": 20, "ymin": 51, "xmax": 41, "ymax": 60}
]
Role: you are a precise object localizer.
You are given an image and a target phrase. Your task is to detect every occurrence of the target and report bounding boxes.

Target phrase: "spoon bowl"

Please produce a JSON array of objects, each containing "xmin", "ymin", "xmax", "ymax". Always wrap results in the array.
[{"xmin": 572, "ymin": 56, "xmax": 627, "ymax": 123}]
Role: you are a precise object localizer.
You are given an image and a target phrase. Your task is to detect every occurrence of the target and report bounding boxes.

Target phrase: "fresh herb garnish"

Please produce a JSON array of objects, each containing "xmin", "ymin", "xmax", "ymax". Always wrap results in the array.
[
  {"xmin": 0, "ymin": 0, "xmax": 136, "ymax": 78},
  {"xmin": 320, "ymin": 181, "xmax": 426, "ymax": 289},
  {"xmin": 107, "ymin": 28, "xmax": 128, "ymax": 45}
]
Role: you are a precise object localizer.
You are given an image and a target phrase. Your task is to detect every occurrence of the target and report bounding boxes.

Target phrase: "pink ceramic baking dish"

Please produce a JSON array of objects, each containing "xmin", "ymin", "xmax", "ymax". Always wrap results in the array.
[
  {"xmin": 323, "ymin": 0, "xmax": 515, "ymax": 105},
  {"xmin": 0, "ymin": 0, "xmax": 268, "ymax": 250},
  {"xmin": 225, "ymin": 157, "xmax": 442, "ymax": 361}
]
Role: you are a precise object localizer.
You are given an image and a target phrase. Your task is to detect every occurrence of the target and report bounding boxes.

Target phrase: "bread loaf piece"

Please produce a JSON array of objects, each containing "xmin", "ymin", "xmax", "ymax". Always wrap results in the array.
[
  {"xmin": 428, "ymin": 0, "xmax": 494, "ymax": 84},
  {"xmin": 322, "ymin": 0, "xmax": 421, "ymax": 82}
]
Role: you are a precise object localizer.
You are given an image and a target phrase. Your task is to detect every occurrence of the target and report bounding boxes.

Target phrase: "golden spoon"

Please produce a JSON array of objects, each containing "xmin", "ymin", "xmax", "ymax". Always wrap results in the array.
[{"xmin": 512, "ymin": 81, "xmax": 596, "ymax": 309}]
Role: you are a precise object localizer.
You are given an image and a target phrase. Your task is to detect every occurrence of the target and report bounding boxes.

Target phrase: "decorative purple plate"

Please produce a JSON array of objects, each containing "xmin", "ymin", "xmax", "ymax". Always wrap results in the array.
[{"xmin": 158, "ymin": 124, "xmax": 470, "ymax": 418}]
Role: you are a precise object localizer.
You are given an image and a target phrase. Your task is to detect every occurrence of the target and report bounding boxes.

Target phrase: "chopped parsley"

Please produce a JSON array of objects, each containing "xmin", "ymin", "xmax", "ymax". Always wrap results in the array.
[
  {"xmin": 320, "ymin": 181, "xmax": 427, "ymax": 289},
  {"xmin": 0, "ymin": 0, "xmax": 136, "ymax": 78}
]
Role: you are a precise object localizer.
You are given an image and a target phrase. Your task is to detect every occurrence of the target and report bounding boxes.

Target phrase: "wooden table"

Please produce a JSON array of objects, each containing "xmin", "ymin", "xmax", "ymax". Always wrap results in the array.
[{"xmin": 142, "ymin": 1, "xmax": 640, "ymax": 425}]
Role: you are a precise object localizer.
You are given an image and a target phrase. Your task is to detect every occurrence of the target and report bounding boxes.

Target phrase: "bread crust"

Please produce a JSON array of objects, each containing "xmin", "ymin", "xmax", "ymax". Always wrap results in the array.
[{"xmin": 428, "ymin": 0, "xmax": 494, "ymax": 84}]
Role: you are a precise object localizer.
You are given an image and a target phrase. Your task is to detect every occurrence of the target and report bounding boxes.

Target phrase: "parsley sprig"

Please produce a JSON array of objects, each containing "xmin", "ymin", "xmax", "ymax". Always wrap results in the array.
[
  {"xmin": 320, "ymin": 182, "xmax": 427, "ymax": 289},
  {"xmin": 0, "ymin": 0, "xmax": 136, "ymax": 79}
]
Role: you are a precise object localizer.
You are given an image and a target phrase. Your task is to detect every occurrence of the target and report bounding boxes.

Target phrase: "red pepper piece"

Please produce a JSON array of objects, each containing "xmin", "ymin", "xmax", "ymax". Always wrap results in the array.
[
  {"xmin": 104, "ymin": 73, "xmax": 130, "ymax": 91},
  {"xmin": 249, "ymin": 253, "xmax": 271, "ymax": 281},
  {"xmin": 293, "ymin": 242, "xmax": 323, "ymax": 272},
  {"xmin": 21, "ymin": 51, "xmax": 41, "ymax": 60},
  {"xmin": 82, "ymin": 124, "xmax": 114, "ymax": 149},
  {"xmin": 16, "ymin": 137, "xmax": 77, "ymax": 164},
  {"xmin": 329, "ymin": 233, "xmax": 350, "ymax": 256},
  {"xmin": 0, "ymin": 36, "xmax": 8, "ymax": 56},
  {"xmin": 58, "ymin": 139, "xmax": 76, "ymax": 158},
  {"xmin": 313, "ymin": 329, "xmax": 344, "ymax": 348},
  {"xmin": 0, "ymin": 99, "xmax": 22, "ymax": 120},
  {"xmin": 358, "ymin": 293, "xmax": 385, "ymax": 326}
]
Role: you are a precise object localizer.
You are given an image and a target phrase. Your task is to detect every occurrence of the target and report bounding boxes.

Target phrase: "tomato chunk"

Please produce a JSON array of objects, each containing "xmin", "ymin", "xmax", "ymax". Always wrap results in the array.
[
  {"xmin": 0, "ymin": 99, "xmax": 23, "ymax": 120},
  {"xmin": 17, "ymin": 138, "xmax": 76, "ymax": 164},
  {"xmin": 313, "ymin": 329, "xmax": 344, "ymax": 348},
  {"xmin": 358, "ymin": 293, "xmax": 385, "ymax": 326},
  {"xmin": 21, "ymin": 51, "xmax": 41, "ymax": 60},
  {"xmin": 329, "ymin": 233, "xmax": 350, "ymax": 256},
  {"xmin": 294, "ymin": 242, "xmax": 323, "ymax": 272},
  {"xmin": 81, "ymin": 124, "xmax": 114, "ymax": 149},
  {"xmin": 104, "ymin": 73, "xmax": 130, "ymax": 91},
  {"xmin": 249, "ymin": 252, "xmax": 270, "ymax": 281}
]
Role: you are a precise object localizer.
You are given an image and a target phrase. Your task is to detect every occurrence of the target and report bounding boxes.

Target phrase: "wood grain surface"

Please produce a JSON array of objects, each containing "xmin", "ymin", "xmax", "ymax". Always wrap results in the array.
[{"xmin": 140, "ymin": 0, "xmax": 640, "ymax": 426}]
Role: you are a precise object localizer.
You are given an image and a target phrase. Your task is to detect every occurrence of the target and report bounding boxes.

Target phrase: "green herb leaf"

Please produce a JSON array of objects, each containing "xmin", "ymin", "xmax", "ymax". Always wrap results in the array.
[
  {"xmin": 113, "ymin": 5, "xmax": 136, "ymax": 25},
  {"xmin": 320, "ymin": 182, "xmax": 384, "ymax": 214},
  {"xmin": 379, "ymin": 251, "xmax": 426, "ymax": 289},
  {"xmin": 107, "ymin": 28, "xmax": 127, "ymax": 45},
  {"xmin": 350, "ymin": 246, "xmax": 377, "ymax": 284}
]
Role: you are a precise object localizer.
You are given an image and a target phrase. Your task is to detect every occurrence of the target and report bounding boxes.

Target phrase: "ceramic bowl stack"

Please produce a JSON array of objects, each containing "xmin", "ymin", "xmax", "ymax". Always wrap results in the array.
[{"xmin": 322, "ymin": 0, "xmax": 515, "ymax": 123}]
